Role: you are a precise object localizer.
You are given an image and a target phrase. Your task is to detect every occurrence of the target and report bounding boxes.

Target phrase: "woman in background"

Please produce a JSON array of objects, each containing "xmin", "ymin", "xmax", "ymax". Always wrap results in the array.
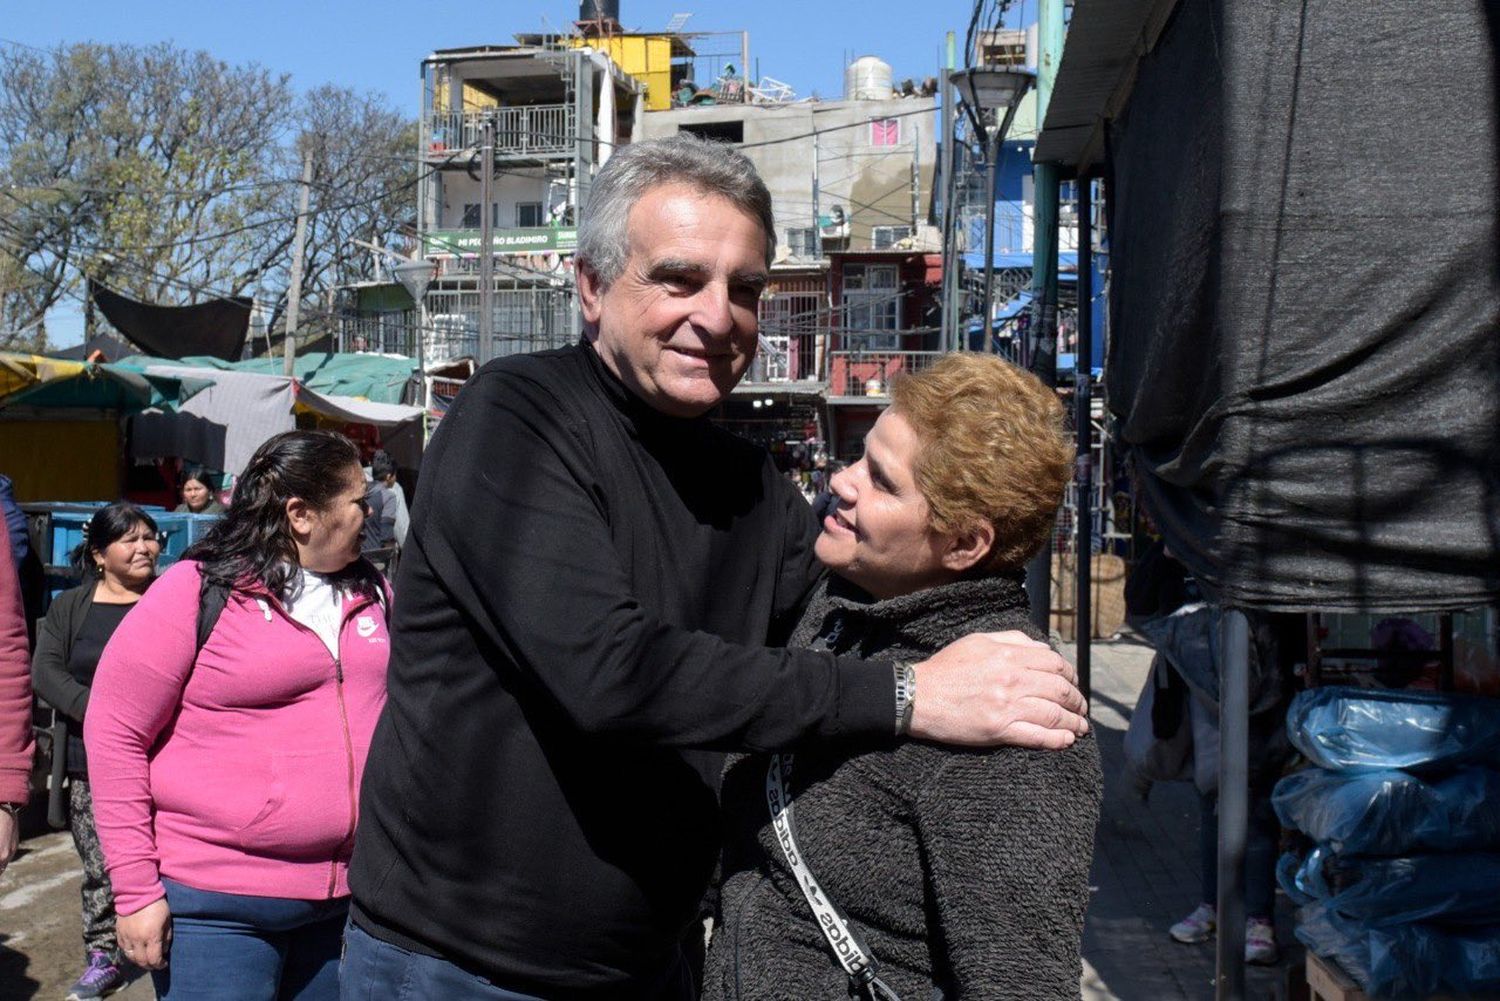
[
  {"xmin": 32, "ymin": 502, "xmax": 160, "ymax": 1001},
  {"xmin": 175, "ymin": 467, "xmax": 224, "ymax": 514},
  {"xmin": 86, "ymin": 431, "xmax": 390, "ymax": 1001}
]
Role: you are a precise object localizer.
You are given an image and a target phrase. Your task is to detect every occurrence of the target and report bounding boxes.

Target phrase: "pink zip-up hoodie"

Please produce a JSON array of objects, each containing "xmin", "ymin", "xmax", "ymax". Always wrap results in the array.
[{"xmin": 84, "ymin": 559, "xmax": 390, "ymax": 915}]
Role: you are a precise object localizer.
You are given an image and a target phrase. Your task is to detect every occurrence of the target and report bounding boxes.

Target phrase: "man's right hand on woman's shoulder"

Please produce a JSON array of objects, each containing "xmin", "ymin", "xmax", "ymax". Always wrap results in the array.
[{"xmin": 910, "ymin": 631, "xmax": 1089, "ymax": 750}]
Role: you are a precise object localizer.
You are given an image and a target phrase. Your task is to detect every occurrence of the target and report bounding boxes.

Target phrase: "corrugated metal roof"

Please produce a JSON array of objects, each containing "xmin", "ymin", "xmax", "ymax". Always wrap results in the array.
[{"xmin": 1033, "ymin": 0, "xmax": 1181, "ymax": 172}]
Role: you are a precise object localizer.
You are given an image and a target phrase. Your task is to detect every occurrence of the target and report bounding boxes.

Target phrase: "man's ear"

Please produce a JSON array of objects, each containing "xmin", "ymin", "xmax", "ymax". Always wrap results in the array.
[
  {"xmin": 940, "ymin": 521, "xmax": 996, "ymax": 574},
  {"xmin": 577, "ymin": 260, "xmax": 605, "ymax": 326}
]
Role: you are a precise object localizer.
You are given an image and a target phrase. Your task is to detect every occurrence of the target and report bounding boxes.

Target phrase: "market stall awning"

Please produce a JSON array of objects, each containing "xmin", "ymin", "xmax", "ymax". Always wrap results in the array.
[
  {"xmin": 1068, "ymin": 0, "xmax": 1500, "ymax": 612},
  {"xmin": 120, "ymin": 352, "xmax": 418, "ymax": 406},
  {"xmin": 294, "ymin": 389, "xmax": 423, "ymax": 429},
  {"xmin": 0, "ymin": 353, "xmax": 211, "ymax": 412}
]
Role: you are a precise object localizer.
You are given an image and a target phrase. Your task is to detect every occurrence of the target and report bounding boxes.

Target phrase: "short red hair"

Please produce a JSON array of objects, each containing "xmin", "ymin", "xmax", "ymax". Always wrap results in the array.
[{"xmin": 890, "ymin": 353, "xmax": 1073, "ymax": 572}]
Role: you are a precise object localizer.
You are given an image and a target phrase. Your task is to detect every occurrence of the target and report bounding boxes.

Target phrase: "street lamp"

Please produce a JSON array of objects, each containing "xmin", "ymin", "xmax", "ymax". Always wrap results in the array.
[
  {"xmin": 391, "ymin": 257, "xmax": 437, "ymax": 419},
  {"xmin": 949, "ymin": 67, "xmax": 1034, "ymax": 353}
]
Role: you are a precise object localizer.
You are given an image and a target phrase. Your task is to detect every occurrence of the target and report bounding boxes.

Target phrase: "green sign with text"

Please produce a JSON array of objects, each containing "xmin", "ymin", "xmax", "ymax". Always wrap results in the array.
[{"xmin": 425, "ymin": 228, "xmax": 578, "ymax": 256}]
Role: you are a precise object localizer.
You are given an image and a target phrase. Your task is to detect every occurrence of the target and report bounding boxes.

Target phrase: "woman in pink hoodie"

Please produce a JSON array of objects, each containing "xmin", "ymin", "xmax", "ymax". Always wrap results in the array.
[{"xmin": 86, "ymin": 430, "xmax": 391, "ymax": 1001}]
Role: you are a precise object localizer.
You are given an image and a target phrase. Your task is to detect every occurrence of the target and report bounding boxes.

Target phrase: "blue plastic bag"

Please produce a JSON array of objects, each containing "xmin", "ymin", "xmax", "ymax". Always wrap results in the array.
[
  {"xmin": 1284, "ymin": 848, "xmax": 1500, "ymax": 926},
  {"xmin": 1273, "ymin": 766, "xmax": 1500, "ymax": 855},
  {"xmin": 1286, "ymin": 686, "xmax": 1500, "ymax": 773},
  {"xmin": 1296, "ymin": 901, "xmax": 1500, "ymax": 999}
]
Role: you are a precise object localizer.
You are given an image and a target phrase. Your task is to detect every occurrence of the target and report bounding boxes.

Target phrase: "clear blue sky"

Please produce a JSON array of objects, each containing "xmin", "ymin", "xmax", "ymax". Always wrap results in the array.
[{"xmin": 5, "ymin": 0, "xmax": 1019, "ymax": 345}]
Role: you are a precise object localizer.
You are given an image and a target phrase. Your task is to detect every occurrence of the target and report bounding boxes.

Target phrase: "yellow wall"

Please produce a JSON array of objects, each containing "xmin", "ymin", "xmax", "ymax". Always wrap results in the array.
[
  {"xmin": 432, "ymin": 72, "xmax": 501, "ymax": 113},
  {"xmin": 463, "ymin": 82, "xmax": 498, "ymax": 110},
  {"xmin": 571, "ymin": 35, "xmax": 672, "ymax": 111},
  {"xmin": 0, "ymin": 420, "xmax": 119, "ymax": 501}
]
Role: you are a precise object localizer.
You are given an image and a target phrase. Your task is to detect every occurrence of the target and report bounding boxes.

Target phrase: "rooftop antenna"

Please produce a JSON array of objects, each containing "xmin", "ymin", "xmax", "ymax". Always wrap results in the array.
[{"xmin": 666, "ymin": 12, "xmax": 693, "ymax": 32}]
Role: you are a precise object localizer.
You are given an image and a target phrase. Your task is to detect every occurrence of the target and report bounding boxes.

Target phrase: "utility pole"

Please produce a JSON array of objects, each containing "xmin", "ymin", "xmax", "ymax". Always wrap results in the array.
[
  {"xmin": 284, "ymin": 152, "xmax": 314, "ymax": 377},
  {"xmin": 910, "ymin": 122, "xmax": 920, "ymax": 234},
  {"xmin": 478, "ymin": 118, "xmax": 495, "ymax": 364},
  {"xmin": 812, "ymin": 130, "xmax": 822, "ymax": 259},
  {"xmin": 939, "ymin": 31, "xmax": 959, "ymax": 351},
  {"xmin": 1025, "ymin": 0, "xmax": 1064, "ymax": 631},
  {"xmin": 981, "ymin": 127, "xmax": 1002, "ymax": 354}
]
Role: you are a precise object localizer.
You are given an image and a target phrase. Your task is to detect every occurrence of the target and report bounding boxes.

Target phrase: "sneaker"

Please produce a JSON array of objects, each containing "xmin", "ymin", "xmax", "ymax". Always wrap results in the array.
[
  {"xmin": 66, "ymin": 950, "xmax": 125, "ymax": 1000},
  {"xmin": 1169, "ymin": 902, "xmax": 1217, "ymax": 944},
  {"xmin": 1246, "ymin": 918, "xmax": 1279, "ymax": 965}
]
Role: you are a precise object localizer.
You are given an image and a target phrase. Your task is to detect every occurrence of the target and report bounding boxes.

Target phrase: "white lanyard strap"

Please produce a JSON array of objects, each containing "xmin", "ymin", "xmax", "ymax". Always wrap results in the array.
[{"xmin": 766, "ymin": 753, "xmax": 901, "ymax": 1000}]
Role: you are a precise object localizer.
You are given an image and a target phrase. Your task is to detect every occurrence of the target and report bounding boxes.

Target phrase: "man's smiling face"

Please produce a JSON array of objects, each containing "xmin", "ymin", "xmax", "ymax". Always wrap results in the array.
[{"xmin": 579, "ymin": 183, "xmax": 769, "ymax": 417}]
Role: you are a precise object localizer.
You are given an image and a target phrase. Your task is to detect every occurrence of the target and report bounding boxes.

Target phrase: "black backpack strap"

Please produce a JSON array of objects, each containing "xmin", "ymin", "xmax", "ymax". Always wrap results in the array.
[{"xmin": 196, "ymin": 573, "xmax": 231, "ymax": 658}]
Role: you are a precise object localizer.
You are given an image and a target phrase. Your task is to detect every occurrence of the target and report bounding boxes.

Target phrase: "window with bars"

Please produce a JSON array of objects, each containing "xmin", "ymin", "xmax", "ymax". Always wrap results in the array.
[
  {"xmin": 786, "ymin": 227, "xmax": 818, "ymax": 259},
  {"xmin": 842, "ymin": 263, "xmax": 901, "ymax": 349},
  {"xmin": 872, "ymin": 226, "xmax": 912, "ymax": 249}
]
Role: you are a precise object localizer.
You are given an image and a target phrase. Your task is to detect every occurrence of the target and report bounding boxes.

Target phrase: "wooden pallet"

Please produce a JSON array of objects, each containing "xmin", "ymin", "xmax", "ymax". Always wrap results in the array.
[{"xmin": 1306, "ymin": 952, "xmax": 1472, "ymax": 1001}]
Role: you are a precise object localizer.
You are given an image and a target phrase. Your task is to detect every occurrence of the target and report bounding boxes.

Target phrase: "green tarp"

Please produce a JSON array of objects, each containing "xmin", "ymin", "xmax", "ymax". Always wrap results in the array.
[{"xmin": 117, "ymin": 352, "xmax": 416, "ymax": 405}]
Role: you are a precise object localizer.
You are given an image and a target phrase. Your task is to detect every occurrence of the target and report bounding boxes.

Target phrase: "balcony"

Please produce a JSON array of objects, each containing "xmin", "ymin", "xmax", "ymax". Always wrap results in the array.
[
  {"xmin": 826, "ymin": 351, "xmax": 944, "ymax": 401},
  {"xmin": 423, "ymin": 105, "xmax": 576, "ymax": 161}
]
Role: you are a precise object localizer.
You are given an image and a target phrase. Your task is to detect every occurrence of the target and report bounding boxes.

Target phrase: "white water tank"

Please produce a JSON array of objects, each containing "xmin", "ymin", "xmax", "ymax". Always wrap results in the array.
[{"xmin": 845, "ymin": 56, "xmax": 893, "ymax": 101}]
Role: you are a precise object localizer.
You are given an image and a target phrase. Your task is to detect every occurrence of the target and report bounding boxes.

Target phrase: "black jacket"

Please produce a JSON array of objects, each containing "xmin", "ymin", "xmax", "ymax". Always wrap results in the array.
[
  {"xmin": 31, "ymin": 581, "xmax": 145, "ymax": 775},
  {"xmin": 706, "ymin": 573, "xmax": 1103, "ymax": 1001},
  {"xmin": 350, "ymin": 342, "xmax": 895, "ymax": 998}
]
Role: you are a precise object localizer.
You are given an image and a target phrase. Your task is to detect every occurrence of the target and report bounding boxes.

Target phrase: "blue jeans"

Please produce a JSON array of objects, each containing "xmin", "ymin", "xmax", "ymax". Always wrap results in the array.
[
  {"xmin": 339, "ymin": 920, "xmax": 695, "ymax": 1001},
  {"xmin": 152, "ymin": 878, "xmax": 348, "ymax": 1000}
]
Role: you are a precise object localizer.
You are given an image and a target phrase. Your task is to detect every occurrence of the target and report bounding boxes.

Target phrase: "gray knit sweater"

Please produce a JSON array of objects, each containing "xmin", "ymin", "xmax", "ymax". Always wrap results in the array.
[{"xmin": 704, "ymin": 573, "xmax": 1102, "ymax": 1001}]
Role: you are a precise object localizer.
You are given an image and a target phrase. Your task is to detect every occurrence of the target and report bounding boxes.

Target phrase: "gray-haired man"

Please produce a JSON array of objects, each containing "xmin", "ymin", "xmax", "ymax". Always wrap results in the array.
[{"xmin": 344, "ymin": 134, "xmax": 1087, "ymax": 999}]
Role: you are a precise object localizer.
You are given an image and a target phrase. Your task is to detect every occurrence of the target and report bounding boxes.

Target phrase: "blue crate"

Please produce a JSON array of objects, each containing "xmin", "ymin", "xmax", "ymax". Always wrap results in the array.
[
  {"xmin": 156, "ymin": 512, "xmax": 222, "ymax": 568},
  {"xmin": 42, "ymin": 507, "xmax": 109, "ymax": 568},
  {"xmin": 27, "ymin": 502, "xmax": 178, "ymax": 569}
]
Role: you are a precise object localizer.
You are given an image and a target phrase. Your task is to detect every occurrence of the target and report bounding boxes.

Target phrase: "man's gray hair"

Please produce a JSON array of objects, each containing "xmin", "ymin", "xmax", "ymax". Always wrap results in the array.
[{"xmin": 575, "ymin": 132, "xmax": 776, "ymax": 286}]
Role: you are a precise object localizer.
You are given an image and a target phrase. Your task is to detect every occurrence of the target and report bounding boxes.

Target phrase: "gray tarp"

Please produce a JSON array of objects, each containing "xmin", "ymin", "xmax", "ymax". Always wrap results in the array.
[
  {"xmin": 1106, "ymin": 0, "xmax": 1500, "ymax": 612},
  {"xmin": 129, "ymin": 366, "xmax": 423, "ymax": 476}
]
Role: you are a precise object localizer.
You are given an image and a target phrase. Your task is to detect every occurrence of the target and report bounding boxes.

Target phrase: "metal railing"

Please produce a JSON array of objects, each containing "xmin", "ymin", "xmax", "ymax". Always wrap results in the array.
[
  {"xmin": 826, "ymin": 351, "xmax": 944, "ymax": 398},
  {"xmin": 337, "ymin": 286, "xmax": 574, "ymax": 363},
  {"xmin": 423, "ymin": 105, "xmax": 576, "ymax": 159}
]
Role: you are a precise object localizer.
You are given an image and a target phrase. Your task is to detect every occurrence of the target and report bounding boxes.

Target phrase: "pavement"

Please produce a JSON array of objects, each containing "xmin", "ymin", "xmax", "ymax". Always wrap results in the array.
[
  {"xmin": 0, "ymin": 635, "xmax": 1302, "ymax": 1001},
  {"xmin": 1070, "ymin": 634, "xmax": 1304, "ymax": 1001}
]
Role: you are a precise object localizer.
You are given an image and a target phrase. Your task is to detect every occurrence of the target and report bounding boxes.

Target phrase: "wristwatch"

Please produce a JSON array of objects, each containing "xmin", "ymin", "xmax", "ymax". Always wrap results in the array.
[
  {"xmin": 893, "ymin": 662, "xmax": 917, "ymax": 736},
  {"xmin": 0, "ymin": 801, "xmax": 23, "ymax": 818}
]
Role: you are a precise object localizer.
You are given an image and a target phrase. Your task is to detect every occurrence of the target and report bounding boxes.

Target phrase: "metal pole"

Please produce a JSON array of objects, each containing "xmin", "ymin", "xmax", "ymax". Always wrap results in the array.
[
  {"xmin": 939, "ymin": 31, "xmax": 959, "ymax": 352},
  {"xmin": 812, "ymin": 130, "xmax": 822, "ymax": 258},
  {"xmin": 415, "ymin": 296, "xmax": 429, "ymax": 442},
  {"xmin": 478, "ymin": 118, "xmax": 495, "ymax": 364},
  {"xmin": 284, "ymin": 153, "xmax": 313, "ymax": 377},
  {"xmin": 1216, "ymin": 607, "xmax": 1251, "ymax": 1001},
  {"xmin": 1026, "ymin": 0, "xmax": 1066, "ymax": 632},
  {"xmin": 911, "ymin": 122, "xmax": 920, "ymax": 233},
  {"xmin": 1075, "ymin": 175, "xmax": 1093, "ymax": 698},
  {"xmin": 982, "ymin": 128, "xmax": 1001, "ymax": 354}
]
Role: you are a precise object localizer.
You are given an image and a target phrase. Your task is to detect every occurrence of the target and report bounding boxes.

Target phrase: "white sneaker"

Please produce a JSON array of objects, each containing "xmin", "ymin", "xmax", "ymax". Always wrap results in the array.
[
  {"xmin": 1169, "ymin": 902, "xmax": 1217, "ymax": 944},
  {"xmin": 1245, "ymin": 918, "xmax": 1279, "ymax": 965}
]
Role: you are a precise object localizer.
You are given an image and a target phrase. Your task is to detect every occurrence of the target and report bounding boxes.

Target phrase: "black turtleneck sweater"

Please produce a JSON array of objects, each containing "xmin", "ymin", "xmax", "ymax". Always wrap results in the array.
[
  {"xmin": 350, "ymin": 341, "xmax": 895, "ymax": 998},
  {"xmin": 706, "ymin": 574, "xmax": 1102, "ymax": 1001}
]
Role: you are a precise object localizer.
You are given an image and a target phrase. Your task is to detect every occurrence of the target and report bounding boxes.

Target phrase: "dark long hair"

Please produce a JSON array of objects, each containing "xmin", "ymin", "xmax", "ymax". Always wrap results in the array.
[
  {"xmin": 184, "ymin": 430, "xmax": 377, "ymax": 597},
  {"xmin": 69, "ymin": 502, "xmax": 160, "ymax": 577}
]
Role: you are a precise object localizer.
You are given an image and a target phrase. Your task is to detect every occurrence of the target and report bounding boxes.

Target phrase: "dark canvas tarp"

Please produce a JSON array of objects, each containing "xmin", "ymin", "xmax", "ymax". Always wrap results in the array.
[
  {"xmin": 1105, "ymin": 0, "xmax": 1500, "ymax": 612},
  {"xmin": 90, "ymin": 280, "xmax": 251, "ymax": 362}
]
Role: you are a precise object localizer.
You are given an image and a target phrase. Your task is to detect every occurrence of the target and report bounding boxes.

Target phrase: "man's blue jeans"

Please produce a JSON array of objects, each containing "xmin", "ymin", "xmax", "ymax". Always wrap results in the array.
[
  {"xmin": 152, "ymin": 878, "xmax": 348, "ymax": 1000},
  {"xmin": 339, "ymin": 920, "xmax": 696, "ymax": 1000}
]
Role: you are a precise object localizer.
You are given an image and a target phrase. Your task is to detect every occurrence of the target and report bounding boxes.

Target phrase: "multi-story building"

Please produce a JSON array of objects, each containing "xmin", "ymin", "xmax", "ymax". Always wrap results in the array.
[
  {"xmin": 415, "ymin": 42, "xmax": 645, "ymax": 362},
  {"xmin": 640, "ymin": 65, "xmax": 941, "ymax": 460},
  {"xmin": 337, "ymin": 11, "xmax": 949, "ymax": 463}
]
